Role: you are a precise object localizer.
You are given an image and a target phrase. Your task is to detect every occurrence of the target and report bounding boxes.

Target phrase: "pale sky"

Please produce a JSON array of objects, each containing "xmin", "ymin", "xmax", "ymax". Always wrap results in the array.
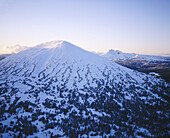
[{"xmin": 0, "ymin": 0, "xmax": 170, "ymax": 56}]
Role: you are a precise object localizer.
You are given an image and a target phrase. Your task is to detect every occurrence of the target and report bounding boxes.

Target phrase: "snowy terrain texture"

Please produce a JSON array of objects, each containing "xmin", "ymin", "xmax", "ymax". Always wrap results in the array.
[{"xmin": 0, "ymin": 41, "xmax": 169, "ymax": 137}]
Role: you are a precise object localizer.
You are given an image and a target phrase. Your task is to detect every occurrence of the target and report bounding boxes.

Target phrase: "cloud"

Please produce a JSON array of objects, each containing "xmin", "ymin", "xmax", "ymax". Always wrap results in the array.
[{"xmin": 1, "ymin": 45, "xmax": 29, "ymax": 54}]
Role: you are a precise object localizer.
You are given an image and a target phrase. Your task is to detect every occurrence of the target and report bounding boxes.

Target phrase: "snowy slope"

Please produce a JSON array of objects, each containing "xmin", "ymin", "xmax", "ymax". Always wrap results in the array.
[
  {"xmin": 0, "ymin": 41, "xmax": 169, "ymax": 137},
  {"xmin": 104, "ymin": 49, "xmax": 170, "ymax": 61}
]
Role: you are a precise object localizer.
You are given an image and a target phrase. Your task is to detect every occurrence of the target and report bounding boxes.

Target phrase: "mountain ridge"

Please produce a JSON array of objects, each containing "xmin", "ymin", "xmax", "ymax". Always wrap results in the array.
[{"xmin": 104, "ymin": 49, "xmax": 170, "ymax": 61}]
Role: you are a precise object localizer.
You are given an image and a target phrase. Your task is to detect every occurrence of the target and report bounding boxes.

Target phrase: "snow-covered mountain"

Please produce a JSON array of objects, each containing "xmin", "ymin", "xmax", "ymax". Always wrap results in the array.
[
  {"xmin": 104, "ymin": 49, "xmax": 170, "ymax": 61},
  {"xmin": 0, "ymin": 41, "xmax": 169, "ymax": 137}
]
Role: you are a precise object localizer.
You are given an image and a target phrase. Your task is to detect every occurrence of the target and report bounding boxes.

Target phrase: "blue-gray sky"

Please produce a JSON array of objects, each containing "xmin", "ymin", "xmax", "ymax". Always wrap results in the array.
[{"xmin": 0, "ymin": 0, "xmax": 170, "ymax": 56}]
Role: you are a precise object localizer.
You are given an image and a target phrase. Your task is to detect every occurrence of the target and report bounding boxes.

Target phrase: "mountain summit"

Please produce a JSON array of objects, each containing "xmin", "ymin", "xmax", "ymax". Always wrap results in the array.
[
  {"xmin": 35, "ymin": 40, "xmax": 82, "ymax": 49},
  {"xmin": 0, "ymin": 41, "xmax": 169, "ymax": 137}
]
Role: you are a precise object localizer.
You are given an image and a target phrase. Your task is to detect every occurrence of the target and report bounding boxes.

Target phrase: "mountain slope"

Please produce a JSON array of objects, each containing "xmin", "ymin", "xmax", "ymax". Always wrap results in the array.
[
  {"xmin": 0, "ymin": 54, "xmax": 11, "ymax": 61},
  {"xmin": 0, "ymin": 41, "xmax": 169, "ymax": 137}
]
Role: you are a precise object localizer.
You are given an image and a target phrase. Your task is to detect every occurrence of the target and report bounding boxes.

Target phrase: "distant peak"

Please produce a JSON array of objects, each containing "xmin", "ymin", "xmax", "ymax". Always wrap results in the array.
[{"xmin": 108, "ymin": 49, "xmax": 122, "ymax": 54}]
